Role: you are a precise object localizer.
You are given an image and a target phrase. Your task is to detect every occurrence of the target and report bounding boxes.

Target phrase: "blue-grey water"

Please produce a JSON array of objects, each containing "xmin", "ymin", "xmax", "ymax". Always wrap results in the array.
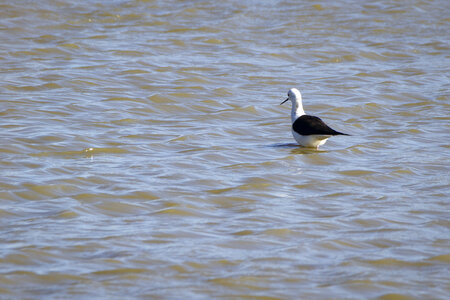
[{"xmin": 0, "ymin": 0, "xmax": 449, "ymax": 299}]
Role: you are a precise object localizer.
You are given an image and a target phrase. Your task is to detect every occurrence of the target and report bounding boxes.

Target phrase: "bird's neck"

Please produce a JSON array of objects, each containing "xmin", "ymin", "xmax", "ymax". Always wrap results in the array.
[{"xmin": 291, "ymin": 101, "xmax": 305, "ymax": 123}]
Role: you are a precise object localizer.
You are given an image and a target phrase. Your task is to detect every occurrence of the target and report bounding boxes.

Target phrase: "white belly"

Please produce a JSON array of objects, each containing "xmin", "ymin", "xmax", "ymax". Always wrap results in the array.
[{"xmin": 292, "ymin": 130, "xmax": 330, "ymax": 148}]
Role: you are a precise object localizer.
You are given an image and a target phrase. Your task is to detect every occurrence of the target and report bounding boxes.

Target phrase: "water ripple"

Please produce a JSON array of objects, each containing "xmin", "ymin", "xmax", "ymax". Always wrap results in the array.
[{"xmin": 0, "ymin": 0, "xmax": 448, "ymax": 299}]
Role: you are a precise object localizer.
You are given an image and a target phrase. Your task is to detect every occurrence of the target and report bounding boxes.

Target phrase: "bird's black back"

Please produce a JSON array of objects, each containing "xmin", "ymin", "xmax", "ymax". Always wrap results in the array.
[{"xmin": 292, "ymin": 115, "xmax": 348, "ymax": 136}]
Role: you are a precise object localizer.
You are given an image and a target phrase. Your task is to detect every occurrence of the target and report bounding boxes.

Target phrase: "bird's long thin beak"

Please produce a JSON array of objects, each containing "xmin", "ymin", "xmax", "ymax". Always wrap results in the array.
[{"xmin": 280, "ymin": 98, "xmax": 288, "ymax": 105}]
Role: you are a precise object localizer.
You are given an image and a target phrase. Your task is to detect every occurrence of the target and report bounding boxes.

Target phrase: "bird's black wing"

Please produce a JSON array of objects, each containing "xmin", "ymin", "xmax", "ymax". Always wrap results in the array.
[{"xmin": 292, "ymin": 115, "xmax": 348, "ymax": 136}]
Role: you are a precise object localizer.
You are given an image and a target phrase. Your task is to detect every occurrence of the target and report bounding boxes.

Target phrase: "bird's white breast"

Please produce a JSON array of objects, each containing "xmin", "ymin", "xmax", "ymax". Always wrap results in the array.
[{"xmin": 292, "ymin": 130, "xmax": 330, "ymax": 148}]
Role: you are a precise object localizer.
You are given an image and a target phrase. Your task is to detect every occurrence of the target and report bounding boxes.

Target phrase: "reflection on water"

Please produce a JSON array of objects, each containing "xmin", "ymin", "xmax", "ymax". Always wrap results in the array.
[
  {"xmin": 290, "ymin": 147, "xmax": 328, "ymax": 155},
  {"xmin": 0, "ymin": 0, "xmax": 449, "ymax": 299}
]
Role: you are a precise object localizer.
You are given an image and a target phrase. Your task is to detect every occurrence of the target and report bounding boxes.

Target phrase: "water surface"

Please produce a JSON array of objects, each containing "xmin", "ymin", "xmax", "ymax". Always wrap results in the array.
[{"xmin": 0, "ymin": 0, "xmax": 449, "ymax": 299}]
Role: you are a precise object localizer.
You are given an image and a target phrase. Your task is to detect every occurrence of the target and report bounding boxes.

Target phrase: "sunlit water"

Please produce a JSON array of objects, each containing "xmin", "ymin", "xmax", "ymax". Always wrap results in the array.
[{"xmin": 0, "ymin": 0, "xmax": 449, "ymax": 299}]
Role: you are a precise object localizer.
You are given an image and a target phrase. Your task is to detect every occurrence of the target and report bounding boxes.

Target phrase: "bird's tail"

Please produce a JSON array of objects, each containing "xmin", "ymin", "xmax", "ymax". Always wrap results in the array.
[{"xmin": 335, "ymin": 131, "xmax": 351, "ymax": 136}]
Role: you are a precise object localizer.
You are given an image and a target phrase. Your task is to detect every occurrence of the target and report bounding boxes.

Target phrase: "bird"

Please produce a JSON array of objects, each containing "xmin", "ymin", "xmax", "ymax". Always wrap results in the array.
[{"xmin": 280, "ymin": 88, "xmax": 349, "ymax": 149}]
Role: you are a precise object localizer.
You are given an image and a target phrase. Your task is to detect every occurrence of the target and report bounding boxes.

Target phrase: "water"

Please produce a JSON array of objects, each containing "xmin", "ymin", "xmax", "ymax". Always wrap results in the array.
[{"xmin": 1, "ymin": 0, "xmax": 449, "ymax": 298}]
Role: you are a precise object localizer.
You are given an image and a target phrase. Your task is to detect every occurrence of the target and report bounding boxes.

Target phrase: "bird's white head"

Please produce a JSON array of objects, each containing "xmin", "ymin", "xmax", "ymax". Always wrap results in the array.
[{"xmin": 280, "ymin": 88, "xmax": 305, "ymax": 122}]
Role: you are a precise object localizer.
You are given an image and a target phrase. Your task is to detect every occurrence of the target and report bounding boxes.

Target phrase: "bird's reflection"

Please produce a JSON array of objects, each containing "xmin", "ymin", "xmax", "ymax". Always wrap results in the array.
[
  {"xmin": 290, "ymin": 147, "xmax": 327, "ymax": 155},
  {"xmin": 269, "ymin": 143, "xmax": 327, "ymax": 155}
]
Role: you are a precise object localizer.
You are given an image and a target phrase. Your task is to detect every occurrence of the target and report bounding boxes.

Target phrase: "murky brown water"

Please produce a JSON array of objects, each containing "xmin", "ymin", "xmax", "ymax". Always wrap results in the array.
[{"xmin": 1, "ymin": 0, "xmax": 449, "ymax": 299}]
